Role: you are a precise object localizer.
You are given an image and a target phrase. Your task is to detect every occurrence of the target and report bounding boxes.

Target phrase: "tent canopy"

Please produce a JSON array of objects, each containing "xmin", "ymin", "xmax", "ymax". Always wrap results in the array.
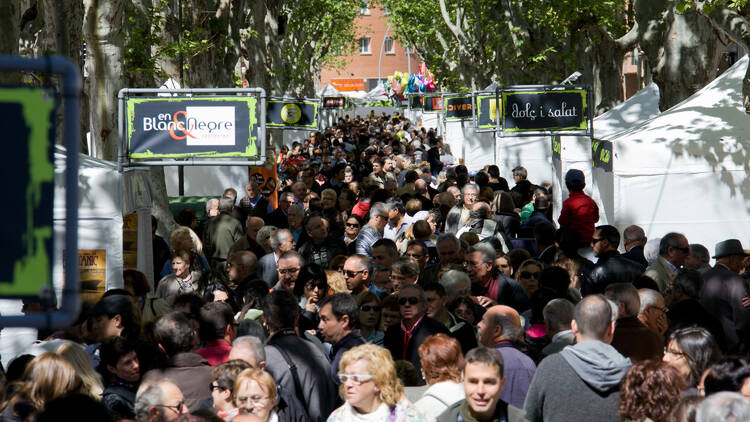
[{"xmin": 598, "ymin": 55, "xmax": 750, "ymax": 254}]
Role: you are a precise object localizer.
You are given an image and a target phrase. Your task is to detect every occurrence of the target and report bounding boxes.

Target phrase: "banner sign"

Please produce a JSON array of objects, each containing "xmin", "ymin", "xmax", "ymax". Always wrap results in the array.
[
  {"xmin": 330, "ymin": 78, "xmax": 365, "ymax": 92},
  {"xmin": 552, "ymin": 136, "xmax": 561, "ymax": 161},
  {"xmin": 423, "ymin": 95, "xmax": 443, "ymax": 113},
  {"xmin": 266, "ymin": 100, "xmax": 318, "ymax": 128},
  {"xmin": 64, "ymin": 249, "xmax": 107, "ymax": 304},
  {"xmin": 444, "ymin": 96, "xmax": 473, "ymax": 120},
  {"xmin": 0, "ymin": 87, "xmax": 55, "ymax": 297},
  {"xmin": 322, "ymin": 96, "xmax": 347, "ymax": 109},
  {"xmin": 126, "ymin": 97, "xmax": 259, "ymax": 159},
  {"xmin": 502, "ymin": 89, "xmax": 588, "ymax": 132},
  {"xmin": 409, "ymin": 94, "xmax": 423, "ymax": 109},
  {"xmin": 592, "ymin": 139, "xmax": 613, "ymax": 172},
  {"xmin": 476, "ymin": 94, "xmax": 501, "ymax": 129}
]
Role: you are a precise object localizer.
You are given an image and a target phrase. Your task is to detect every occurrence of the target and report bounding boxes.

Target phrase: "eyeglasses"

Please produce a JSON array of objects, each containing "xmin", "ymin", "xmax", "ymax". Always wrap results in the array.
[
  {"xmin": 360, "ymin": 305, "xmax": 381, "ymax": 312},
  {"xmin": 398, "ymin": 297, "xmax": 420, "ymax": 305},
  {"xmin": 278, "ymin": 268, "xmax": 300, "ymax": 275},
  {"xmin": 343, "ymin": 269, "xmax": 365, "ymax": 278},
  {"xmin": 520, "ymin": 271, "xmax": 541, "ymax": 279},
  {"xmin": 155, "ymin": 400, "xmax": 186, "ymax": 414},
  {"xmin": 305, "ymin": 282, "xmax": 327, "ymax": 290},
  {"xmin": 209, "ymin": 383, "xmax": 223, "ymax": 392},
  {"xmin": 346, "ymin": 223, "xmax": 360, "ymax": 228},
  {"xmin": 664, "ymin": 348, "xmax": 686, "ymax": 357},
  {"xmin": 338, "ymin": 373, "xmax": 374, "ymax": 384},
  {"xmin": 590, "ymin": 237, "xmax": 605, "ymax": 244},
  {"xmin": 235, "ymin": 395, "xmax": 271, "ymax": 406}
]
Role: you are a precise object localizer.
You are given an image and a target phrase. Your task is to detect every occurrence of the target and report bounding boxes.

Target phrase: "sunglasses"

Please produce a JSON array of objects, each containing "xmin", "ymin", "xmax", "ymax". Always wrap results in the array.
[
  {"xmin": 346, "ymin": 223, "xmax": 360, "ymax": 228},
  {"xmin": 520, "ymin": 271, "xmax": 541, "ymax": 279},
  {"xmin": 343, "ymin": 269, "xmax": 365, "ymax": 278},
  {"xmin": 338, "ymin": 373, "xmax": 374, "ymax": 384},
  {"xmin": 398, "ymin": 297, "xmax": 420, "ymax": 305},
  {"xmin": 590, "ymin": 237, "xmax": 605, "ymax": 244},
  {"xmin": 360, "ymin": 305, "xmax": 381, "ymax": 312},
  {"xmin": 305, "ymin": 282, "xmax": 327, "ymax": 290}
]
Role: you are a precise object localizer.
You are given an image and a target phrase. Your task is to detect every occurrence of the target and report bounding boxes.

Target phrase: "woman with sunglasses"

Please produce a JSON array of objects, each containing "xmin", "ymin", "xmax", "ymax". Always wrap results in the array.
[
  {"xmin": 515, "ymin": 259, "xmax": 544, "ymax": 299},
  {"xmin": 343, "ymin": 215, "xmax": 363, "ymax": 247},
  {"xmin": 329, "ymin": 344, "xmax": 425, "ymax": 421},
  {"xmin": 356, "ymin": 291, "xmax": 384, "ymax": 346},
  {"xmin": 293, "ymin": 264, "xmax": 329, "ymax": 331}
]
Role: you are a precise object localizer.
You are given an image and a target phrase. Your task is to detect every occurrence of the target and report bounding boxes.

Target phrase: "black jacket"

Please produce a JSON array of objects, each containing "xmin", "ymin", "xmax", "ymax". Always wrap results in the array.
[
  {"xmin": 384, "ymin": 316, "xmax": 450, "ymax": 386},
  {"xmin": 264, "ymin": 208, "xmax": 289, "ymax": 229},
  {"xmin": 622, "ymin": 245, "xmax": 648, "ymax": 267},
  {"xmin": 582, "ymin": 250, "xmax": 644, "ymax": 296},
  {"xmin": 102, "ymin": 382, "xmax": 137, "ymax": 421},
  {"xmin": 668, "ymin": 298, "xmax": 727, "ymax": 352}
]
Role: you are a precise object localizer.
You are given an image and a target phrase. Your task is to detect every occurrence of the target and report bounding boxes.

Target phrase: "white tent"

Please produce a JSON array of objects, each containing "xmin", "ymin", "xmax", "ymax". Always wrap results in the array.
[
  {"xmin": 595, "ymin": 55, "xmax": 750, "ymax": 253},
  {"xmin": 552, "ymin": 84, "xmax": 661, "ymax": 220}
]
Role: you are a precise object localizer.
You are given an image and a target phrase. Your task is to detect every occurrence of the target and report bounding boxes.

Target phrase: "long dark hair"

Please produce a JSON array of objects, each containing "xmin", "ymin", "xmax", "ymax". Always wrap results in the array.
[
  {"xmin": 292, "ymin": 263, "xmax": 328, "ymax": 300},
  {"xmin": 669, "ymin": 326, "xmax": 722, "ymax": 387}
]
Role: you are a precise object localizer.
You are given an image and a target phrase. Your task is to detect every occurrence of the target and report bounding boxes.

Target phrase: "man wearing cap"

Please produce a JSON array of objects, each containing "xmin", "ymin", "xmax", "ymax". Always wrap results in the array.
[
  {"xmin": 701, "ymin": 239, "xmax": 750, "ymax": 354},
  {"xmin": 558, "ymin": 169, "xmax": 599, "ymax": 245}
]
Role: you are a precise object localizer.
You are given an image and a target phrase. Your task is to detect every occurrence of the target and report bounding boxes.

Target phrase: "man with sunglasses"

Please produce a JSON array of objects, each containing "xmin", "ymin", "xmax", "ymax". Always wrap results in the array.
[
  {"xmin": 134, "ymin": 379, "xmax": 188, "ymax": 422},
  {"xmin": 582, "ymin": 225, "xmax": 645, "ymax": 296},
  {"xmin": 644, "ymin": 232, "xmax": 690, "ymax": 292},
  {"xmin": 384, "ymin": 284, "xmax": 450, "ymax": 385}
]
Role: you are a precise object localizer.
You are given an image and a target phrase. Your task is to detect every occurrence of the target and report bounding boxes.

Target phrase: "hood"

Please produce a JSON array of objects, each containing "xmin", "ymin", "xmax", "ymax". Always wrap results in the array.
[{"xmin": 560, "ymin": 340, "xmax": 631, "ymax": 392}]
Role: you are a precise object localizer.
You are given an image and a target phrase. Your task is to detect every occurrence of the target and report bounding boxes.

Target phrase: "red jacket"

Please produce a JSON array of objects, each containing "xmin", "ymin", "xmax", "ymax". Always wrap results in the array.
[{"xmin": 558, "ymin": 191, "xmax": 599, "ymax": 243}]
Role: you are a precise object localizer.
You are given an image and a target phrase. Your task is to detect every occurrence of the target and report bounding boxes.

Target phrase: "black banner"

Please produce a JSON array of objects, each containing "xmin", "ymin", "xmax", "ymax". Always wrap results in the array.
[
  {"xmin": 422, "ymin": 95, "xmax": 443, "ymax": 112},
  {"xmin": 503, "ymin": 90, "xmax": 587, "ymax": 132},
  {"xmin": 444, "ymin": 96, "xmax": 473, "ymax": 120},
  {"xmin": 551, "ymin": 136, "xmax": 561, "ymax": 161},
  {"xmin": 266, "ymin": 100, "xmax": 318, "ymax": 128},
  {"xmin": 127, "ymin": 97, "xmax": 259, "ymax": 158},
  {"xmin": 409, "ymin": 95, "xmax": 423, "ymax": 109},
  {"xmin": 592, "ymin": 139, "xmax": 613, "ymax": 172},
  {"xmin": 322, "ymin": 96, "xmax": 347, "ymax": 109},
  {"xmin": 476, "ymin": 95, "xmax": 501, "ymax": 128}
]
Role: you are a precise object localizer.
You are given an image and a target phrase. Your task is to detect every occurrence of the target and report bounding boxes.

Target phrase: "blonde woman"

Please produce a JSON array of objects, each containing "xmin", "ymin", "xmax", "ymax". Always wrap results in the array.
[
  {"xmin": 56, "ymin": 341, "xmax": 104, "ymax": 399},
  {"xmin": 328, "ymin": 344, "xmax": 425, "ymax": 421},
  {"xmin": 0, "ymin": 352, "xmax": 81, "ymax": 420},
  {"xmin": 233, "ymin": 368, "xmax": 279, "ymax": 422}
]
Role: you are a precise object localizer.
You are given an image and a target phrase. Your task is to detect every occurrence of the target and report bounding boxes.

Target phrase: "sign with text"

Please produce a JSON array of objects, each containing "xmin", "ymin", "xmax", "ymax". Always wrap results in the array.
[
  {"xmin": 592, "ymin": 139, "xmax": 613, "ymax": 172},
  {"xmin": 0, "ymin": 87, "xmax": 55, "ymax": 297},
  {"xmin": 329, "ymin": 78, "xmax": 365, "ymax": 92},
  {"xmin": 322, "ymin": 96, "xmax": 348, "ymax": 109},
  {"xmin": 476, "ymin": 94, "xmax": 501, "ymax": 129},
  {"xmin": 444, "ymin": 96, "xmax": 474, "ymax": 120},
  {"xmin": 64, "ymin": 249, "xmax": 107, "ymax": 304},
  {"xmin": 502, "ymin": 89, "xmax": 588, "ymax": 132},
  {"xmin": 126, "ymin": 97, "xmax": 259, "ymax": 159},
  {"xmin": 266, "ymin": 100, "xmax": 318, "ymax": 128},
  {"xmin": 422, "ymin": 95, "xmax": 444, "ymax": 113}
]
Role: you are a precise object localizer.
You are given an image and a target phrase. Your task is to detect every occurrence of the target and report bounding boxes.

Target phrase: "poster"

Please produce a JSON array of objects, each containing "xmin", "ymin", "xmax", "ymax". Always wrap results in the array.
[
  {"xmin": 502, "ymin": 89, "xmax": 588, "ymax": 132},
  {"xmin": 250, "ymin": 159, "xmax": 279, "ymax": 209},
  {"xmin": 266, "ymin": 100, "xmax": 318, "ymax": 128},
  {"xmin": 476, "ymin": 94, "xmax": 501, "ymax": 129},
  {"xmin": 444, "ymin": 96, "xmax": 474, "ymax": 120},
  {"xmin": 65, "ymin": 249, "xmax": 107, "ymax": 304},
  {"xmin": 122, "ymin": 214, "xmax": 138, "ymax": 270}
]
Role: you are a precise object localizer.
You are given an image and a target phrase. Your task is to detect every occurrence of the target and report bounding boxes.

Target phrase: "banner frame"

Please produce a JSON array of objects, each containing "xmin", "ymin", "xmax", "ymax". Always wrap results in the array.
[
  {"xmin": 472, "ymin": 90, "xmax": 502, "ymax": 133},
  {"xmin": 118, "ymin": 88, "xmax": 267, "ymax": 170}
]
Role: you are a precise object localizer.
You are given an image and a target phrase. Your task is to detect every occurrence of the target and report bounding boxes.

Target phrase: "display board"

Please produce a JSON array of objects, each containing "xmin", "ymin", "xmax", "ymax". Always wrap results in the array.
[
  {"xmin": 592, "ymin": 139, "xmax": 613, "ymax": 172},
  {"xmin": 322, "ymin": 96, "xmax": 349, "ymax": 109},
  {"xmin": 0, "ymin": 87, "xmax": 56, "ymax": 296},
  {"xmin": 407, "ymin": 93, "xmax": 424, "ymax": 110},
  {"xmin": 444, "ymin": 95, "xmax": 474, "ymax": 121},
  {"xmin": 126, "ymin": 96, "xmax": 260, "ymax": 159},
  {"xmin": 422, "ymin": 94, "xmax": 444, "ymax": 113},
  {"xmin": 474, "ymin": 93, "xmax": 501, "ymax": 130},
  {"xmin": 502, "ymin": 88, "xmax": 589, "ymax": 134},
  {"xmin": 266, "ymin": 98, "xmax": 318, "ymax": 129}
]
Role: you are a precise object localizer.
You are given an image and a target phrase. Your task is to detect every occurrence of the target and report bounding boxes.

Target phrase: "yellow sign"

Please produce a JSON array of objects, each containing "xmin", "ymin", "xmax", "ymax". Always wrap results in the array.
[
  {"xmin": 280, "ymin": 103, "xmax": 302, "ymax": 124},
  {"xmin": 123, "ymin": 214, "xmax": 138, "ymax": 270},
  {"xmin": 66, "ymin": 249, "xmax": 107, "ymax": 304}
]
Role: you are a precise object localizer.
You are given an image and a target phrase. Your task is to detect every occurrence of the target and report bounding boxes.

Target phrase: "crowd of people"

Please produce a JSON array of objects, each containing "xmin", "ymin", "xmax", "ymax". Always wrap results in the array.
[{"xmin": 4, "ymin": 111, "xmax": 750, "ymax": 422}]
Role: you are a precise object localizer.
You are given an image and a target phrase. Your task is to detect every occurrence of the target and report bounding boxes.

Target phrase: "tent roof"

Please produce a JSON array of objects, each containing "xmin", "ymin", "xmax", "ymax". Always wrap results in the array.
[
  {"xmin": 607, "ymin": 55, "xmax": 749, "ymax": 146},
  {"xmin": 594, "ymin": 83, "xmax": 660, "ymax": 139}
]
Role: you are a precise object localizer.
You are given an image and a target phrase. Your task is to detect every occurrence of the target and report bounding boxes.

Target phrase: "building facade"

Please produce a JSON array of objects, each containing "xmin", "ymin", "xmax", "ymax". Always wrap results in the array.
[{"xmin": 320, "ymin": 3, "xmax": 421, "ymax": 92}]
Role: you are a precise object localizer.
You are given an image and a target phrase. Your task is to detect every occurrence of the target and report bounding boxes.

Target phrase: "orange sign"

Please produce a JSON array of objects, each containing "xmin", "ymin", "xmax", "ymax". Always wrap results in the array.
[{"xmin": 330, "ymin": 79, "xmax": 365, "ymax": 92}]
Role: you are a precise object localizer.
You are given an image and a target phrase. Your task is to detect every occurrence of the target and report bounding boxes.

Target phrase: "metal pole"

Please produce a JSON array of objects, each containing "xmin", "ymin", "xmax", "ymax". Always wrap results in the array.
[
  {"xmin": 378, "ymin": 23, "xmax": 392, "ymax": 87},
  {"xmin": 178, "ymin": 0, "xmax": 185, "ymax": 196}
]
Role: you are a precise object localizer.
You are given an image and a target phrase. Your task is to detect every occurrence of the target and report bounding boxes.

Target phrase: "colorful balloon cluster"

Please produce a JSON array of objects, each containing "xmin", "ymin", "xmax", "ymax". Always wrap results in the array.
[{"xmin": 384, "ymin": 65, "xmax": 436, "ymax": 99}]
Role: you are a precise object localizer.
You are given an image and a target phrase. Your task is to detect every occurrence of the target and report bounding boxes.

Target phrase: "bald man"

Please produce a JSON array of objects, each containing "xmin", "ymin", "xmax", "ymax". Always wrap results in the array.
[{"xmin": 477, "ymin": 305, "xmax": 537, "ymax": 409}]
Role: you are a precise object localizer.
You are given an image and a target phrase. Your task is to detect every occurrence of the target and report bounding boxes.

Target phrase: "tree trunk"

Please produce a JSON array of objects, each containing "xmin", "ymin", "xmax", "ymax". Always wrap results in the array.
[
  {"xmin": 84, "ymin": 0, "xmax": 124, "ymax": 161},
  {"xmin": 635, "ymin": 0, "xmax": 723, "ymax": 110},
  {"xmin": 705, "ymin": 5, "xmax": 750, "ymax": 113},
  {"xmin": 0, "ymin": 2, "xmax": 20, "ymax": 84}
]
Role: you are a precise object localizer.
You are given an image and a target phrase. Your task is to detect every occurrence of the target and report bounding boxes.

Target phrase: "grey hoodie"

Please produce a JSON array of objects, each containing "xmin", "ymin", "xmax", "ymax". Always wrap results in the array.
[{"xmin": 560, "ymin": 340, "xmax": 631, "ymax": 392}]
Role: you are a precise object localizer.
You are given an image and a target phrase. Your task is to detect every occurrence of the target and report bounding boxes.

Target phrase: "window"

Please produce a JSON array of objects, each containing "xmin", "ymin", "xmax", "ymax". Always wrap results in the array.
[
  {"xmin": 384, "ymin": 37, "xmax": 394, "ymax": 54},
  {"xmin": 359, "ymin": 38, "xmax": 371, "ymax": 54},
  {"xmin": 358, "ymin": 0, "xmax": 370, "ymax": 15}
]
